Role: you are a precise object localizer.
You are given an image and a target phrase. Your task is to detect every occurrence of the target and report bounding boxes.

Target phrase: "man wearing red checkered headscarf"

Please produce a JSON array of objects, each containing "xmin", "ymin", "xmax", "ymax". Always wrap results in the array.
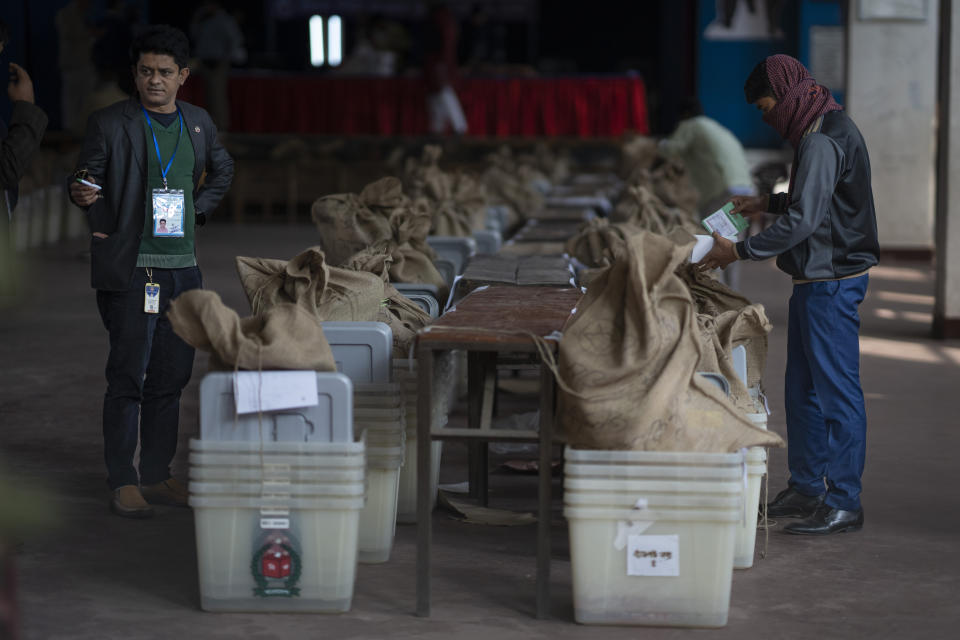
[{"xmin": 700, "ymin": 54, "xmax": 879, "ymax": 536}]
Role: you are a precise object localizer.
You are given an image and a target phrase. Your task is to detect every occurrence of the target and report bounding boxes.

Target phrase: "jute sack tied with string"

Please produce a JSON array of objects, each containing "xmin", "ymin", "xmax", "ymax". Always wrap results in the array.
[
  {"xmin": 619, "ymin": 135, "xmax": 658, "ymax": 183},
  {"xmin": 481, "ymin": 146, "xmax": 546, "ymax": 221},
  {"xmin": 236, "ymin": 247, "xmax": 385, "ymax": 322},
  {"xmin": 167, "ymin": 290, "xmax": 336, "ymax": 371},
  {"xmin": 556, "ymin": 230, "xmax": 783, "ymax": 452},
  {"xmin": 405, "ymin": 145, "xmax": 487, "ymax": 236},
  {"xmin": 386, "ymin": 196, "xmax": 450, "ymax": 300},
  {"xmin": 673, "ymin": 254, "xmax": 768, "ymax": 388},
  {"xmin": 693, "ymin": 305, "xmax": 772, "ymax": 414},
  {"xmin": 651, "ymin": 158, "xmax": 700, "ymax": 214},
  {"xmin": 610, "ymin": 185, "xmax": 700, "ymax": 235},
  {"xmin": 342, "ymin": 248, "xmax": 433, "ymax": 357},
  {"xmin": 310, "ymin": 177, "xmax": 449, "ymax": 298},
  {"xmin": 564, "ymin": 218, "xmax": 643, "ymax": 268},
  {"xmin": 309, "ymin": 178, "xmax": 395, "ymax": 267}
]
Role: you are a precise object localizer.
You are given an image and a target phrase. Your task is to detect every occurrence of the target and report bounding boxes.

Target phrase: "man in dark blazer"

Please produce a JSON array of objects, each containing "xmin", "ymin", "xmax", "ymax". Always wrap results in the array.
[{"xmin": 69, "ymin": 25, "xmax": 233, "ymax": 518}]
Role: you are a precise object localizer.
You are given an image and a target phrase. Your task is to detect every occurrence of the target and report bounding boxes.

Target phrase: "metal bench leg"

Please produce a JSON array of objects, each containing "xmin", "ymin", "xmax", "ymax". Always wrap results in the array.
[
  {"xmin": 416, "ymin": 346, "xmax": 435, "ymax": 617},
  {"xmin": 467, "ymin": 352, "xmax": 496, "ymax": 506},
  {"xmin": 536, "ymin": 362, "xmax": 554, "ymax": 619}
]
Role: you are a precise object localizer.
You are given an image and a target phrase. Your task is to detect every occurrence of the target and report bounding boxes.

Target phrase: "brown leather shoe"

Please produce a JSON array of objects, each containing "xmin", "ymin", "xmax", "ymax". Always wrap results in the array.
[
  {"xmin": 111, "ymin": 485, "xmax": 154, "ymax": 518},
  {"xmin": 140, "ymin": 478, "xmax": 189, "ymax": 507}
]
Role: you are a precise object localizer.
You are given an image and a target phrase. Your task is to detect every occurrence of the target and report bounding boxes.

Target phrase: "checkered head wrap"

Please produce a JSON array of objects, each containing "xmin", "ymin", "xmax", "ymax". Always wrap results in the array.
[{"xmin": 763, "ymin": 54, "xmax": 842, "ymax": 149}]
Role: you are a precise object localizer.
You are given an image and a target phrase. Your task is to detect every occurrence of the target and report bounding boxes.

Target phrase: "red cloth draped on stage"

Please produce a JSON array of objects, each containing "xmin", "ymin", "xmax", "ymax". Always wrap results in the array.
[{"xmin": 179, "ymin": 75, "xmax": 649, "ymax": 136}]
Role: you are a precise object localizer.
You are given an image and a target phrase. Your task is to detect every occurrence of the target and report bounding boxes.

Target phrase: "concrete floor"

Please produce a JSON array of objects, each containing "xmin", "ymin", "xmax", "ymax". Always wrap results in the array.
[{"xmin": 2, "ymin": 223, "xmax": 960, "ymax": 639}]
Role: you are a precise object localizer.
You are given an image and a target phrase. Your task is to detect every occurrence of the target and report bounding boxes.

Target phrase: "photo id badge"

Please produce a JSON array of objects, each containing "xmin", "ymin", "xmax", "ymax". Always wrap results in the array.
[
  {"xmin": 144, "ymin": 282, "xmax": 160, "ymax": 314},
  {"xmin": 152, "ymin": 188, "xmax": 185, "ymax": 238}
]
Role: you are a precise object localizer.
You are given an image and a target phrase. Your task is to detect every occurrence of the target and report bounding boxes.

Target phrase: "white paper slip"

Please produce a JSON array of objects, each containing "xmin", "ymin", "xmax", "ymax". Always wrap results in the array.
[
  {"xmin": 690, "ymin": 235, "xmax": 715, "ymax": 264},
  {"xmin": 627, "ymin": 534, "xmax": 680, "ymax": 577},
  {"xmin": 233, "ymin": 371, "xmax": 319, "ymax": 415}
]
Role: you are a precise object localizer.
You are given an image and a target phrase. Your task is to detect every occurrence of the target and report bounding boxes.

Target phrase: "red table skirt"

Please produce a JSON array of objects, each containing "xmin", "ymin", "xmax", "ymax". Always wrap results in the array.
[{"xmin": 180, "ymin": 75, "xmax": 649, "ymax": 137}]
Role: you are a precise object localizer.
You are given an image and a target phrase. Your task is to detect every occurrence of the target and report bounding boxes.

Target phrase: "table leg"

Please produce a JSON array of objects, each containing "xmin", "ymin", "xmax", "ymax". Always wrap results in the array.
[
  {"xmin": 467, "ymin": 352, "xmax": 483, "ymax": 501},
  {"xmin": 467, "ymin": 352, "xmax": 496, "ymax": 506},
  {"xmin": 416, "ymin": 346, "xmax": 435, "ymax": 617},
  {"xmin": 536, "ymin": 361, "xmax": 555, "ymax": 619}
]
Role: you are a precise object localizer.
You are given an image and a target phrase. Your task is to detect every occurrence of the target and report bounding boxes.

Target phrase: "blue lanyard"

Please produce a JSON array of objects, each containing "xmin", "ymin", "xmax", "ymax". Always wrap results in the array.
[{"xmin": 141, "ymin": 105, "xmax": 183, "ymax": 189}]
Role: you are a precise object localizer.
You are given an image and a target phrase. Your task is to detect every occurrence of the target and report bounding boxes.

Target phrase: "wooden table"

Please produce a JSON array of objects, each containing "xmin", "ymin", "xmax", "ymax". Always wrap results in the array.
[{"xmin": 415, "ymin": 285, "xmax": 582, "ymax": 618}]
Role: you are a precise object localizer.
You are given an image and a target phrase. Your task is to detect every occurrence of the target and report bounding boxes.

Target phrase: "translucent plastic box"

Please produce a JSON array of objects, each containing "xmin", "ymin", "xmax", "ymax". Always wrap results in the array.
[
  {"xmin": 191, "ymin": 493, "xmax": 364, "ymax": 613},
  {"xmin": 565, "ymin": 504, "xmax": 740, "ymax": 627}
]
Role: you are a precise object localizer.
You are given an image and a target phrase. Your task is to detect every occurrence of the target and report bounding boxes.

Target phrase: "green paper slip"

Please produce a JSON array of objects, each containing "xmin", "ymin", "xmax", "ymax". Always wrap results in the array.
[{"xmin": 701, "ymin": 202, "xmax": 749, "ymax": 237}]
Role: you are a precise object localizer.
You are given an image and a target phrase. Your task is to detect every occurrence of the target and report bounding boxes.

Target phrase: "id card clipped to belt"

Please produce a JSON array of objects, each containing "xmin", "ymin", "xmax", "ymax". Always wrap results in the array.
[
  {"xmin": 152, "ymin": 188, "xmax": 185, "ymax": 237},
  {"xmin": 144, "ymin": 268, "xmax": 160, "ymax": 314}
]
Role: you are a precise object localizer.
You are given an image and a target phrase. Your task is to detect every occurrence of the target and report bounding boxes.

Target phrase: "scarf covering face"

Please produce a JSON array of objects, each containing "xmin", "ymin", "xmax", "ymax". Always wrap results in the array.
[{"xmin": 762, "ymin": 54, "xmax": 842, "ymax": 149}]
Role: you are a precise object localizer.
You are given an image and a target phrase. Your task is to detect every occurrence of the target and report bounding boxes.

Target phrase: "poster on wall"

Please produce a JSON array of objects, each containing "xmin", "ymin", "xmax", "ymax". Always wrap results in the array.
[
  {"xmin": 857, "ymin": 0, "xmax": 927, "ymax": 21},
  {"xmin": 703, "ymin": 0, "xmax": 787, "ymax": 40}
]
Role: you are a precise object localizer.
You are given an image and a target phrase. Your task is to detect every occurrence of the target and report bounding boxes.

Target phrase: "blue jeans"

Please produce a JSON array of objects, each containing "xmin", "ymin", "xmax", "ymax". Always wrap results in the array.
[
  {"xmin": 785, "ymin": 274, "xmax": 868, "ymax": 511},
  {"xmin": 96, "ymin": 266, "xmax": 201, "ymax": 489}
]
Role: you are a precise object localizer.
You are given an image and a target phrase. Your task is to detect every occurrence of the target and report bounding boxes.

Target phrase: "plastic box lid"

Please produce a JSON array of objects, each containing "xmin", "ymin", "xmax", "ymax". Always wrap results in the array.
[{"xmin": 199, "ymin": 372, "xmax": 353, "ymax": 444}]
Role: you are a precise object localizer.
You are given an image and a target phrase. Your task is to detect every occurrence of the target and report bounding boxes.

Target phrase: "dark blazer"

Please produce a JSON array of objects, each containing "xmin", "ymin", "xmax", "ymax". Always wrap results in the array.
[{"xmin": 70, "ymin": 98, "xmax": 234, "ymax": 291}]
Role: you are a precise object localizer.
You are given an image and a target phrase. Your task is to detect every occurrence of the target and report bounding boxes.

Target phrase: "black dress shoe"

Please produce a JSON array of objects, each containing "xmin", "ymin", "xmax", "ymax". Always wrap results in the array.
[
  {"xmin": 783, "ymin": 504, "xmax": 864, "ymax": 535},
  {"xmin": 764, "ymin": 486, "xmax": 825, "ymax": 518}
]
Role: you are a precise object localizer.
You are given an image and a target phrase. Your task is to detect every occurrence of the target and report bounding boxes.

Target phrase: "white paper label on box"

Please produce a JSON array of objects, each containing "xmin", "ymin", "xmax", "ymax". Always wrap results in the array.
[
  {"xmin": 233, "ymin": 371, "xmax": 318, "ymax": 415},
  {"xmin": 260, "ymin": 517, "xmax": 290, "ymax": 530},
  {"xmin": 627, "ymin": 534, "xmax": 680, "ymax": 577}
]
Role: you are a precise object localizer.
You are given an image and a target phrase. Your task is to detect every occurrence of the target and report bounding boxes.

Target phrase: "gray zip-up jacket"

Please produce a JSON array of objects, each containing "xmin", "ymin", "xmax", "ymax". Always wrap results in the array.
[{"xmin": 736, "ymin": 110, "xmax": 879, "ymax": 281}]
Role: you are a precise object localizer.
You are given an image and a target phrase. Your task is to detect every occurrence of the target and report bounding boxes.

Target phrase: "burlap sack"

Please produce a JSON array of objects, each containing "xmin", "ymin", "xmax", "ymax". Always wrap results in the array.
[
  {"xmin": 564, "ymin": 218, "xmax": 642, "ymax": 268},
  {"xmin": 311, "ymin": 177, "xmax": 448, "ymax": 296},
  {"xmin": 311, "ymin": 176, "xmax": 426, "ymax": 266},
  {"xmin": 386, "ymin": 198, "xmax": 449, "ymax": 299},
  {"xmin": 611, "ymin": 185, "xmax": 699, "ymax": 235},
  {"xmin": 236, "ymin": 248, "xmax": 385, "ymax": 322},
  {"xmin": 449, "ymin": 172, "xmax": 489, "ymax": 232},
  {"xmin": 556, "ymin": 231, "xmax": 782, "ymax": 452},
  {"xmin": 342, "ymin": 248, "xmax": 434, "ymax": 357},
  {"xmin": 675, "ymin": 262, "xmax": 753, "ymax": 316},
  {"xmin": 429, "ymin": 201, "xmax": 474, "ymax": 237},
  {"xmin": 619, "ymin": 135, "xmax": 658, "ymax": 181},
  {"xmin": 716, "ymin": 305, "xmax": 771, "ymax": 390},
  {"xmin": 168, "ymin": 290, "xmax": 336, "ymax": 371},
  {"xmin": 669, "ymin": 231, "xmax": 770, "ymax": 389},
  {"xmin": 693, "ymin": 305, "xmax": 771, "ymax": 412},
  {"xmin": 404, "ymin": 146, "xmax": 475, "ymax": 237},
  {"xmin": 651, "ymin": 159, "xmax": 699, "ymax": 214},
  {"xmin": 481, "ymin": 146, "xmax": 546, "ymax": 220},
  {"xmin": 310, "ymin": 192, "xmax": 392, "ymax": 267}
]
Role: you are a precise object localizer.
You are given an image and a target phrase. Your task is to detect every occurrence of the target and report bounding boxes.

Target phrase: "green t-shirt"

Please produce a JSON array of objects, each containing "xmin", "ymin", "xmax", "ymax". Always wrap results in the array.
[{"xmin": 136, "ymin": 111, "xmax": 197, "ymax": 268}]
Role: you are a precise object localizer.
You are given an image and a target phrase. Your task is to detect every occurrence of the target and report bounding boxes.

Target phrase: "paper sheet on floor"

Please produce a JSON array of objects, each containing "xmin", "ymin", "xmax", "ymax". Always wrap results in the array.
[{"xmin": 438, "ymin": 492, "xmax": 536, "ymax": 526}]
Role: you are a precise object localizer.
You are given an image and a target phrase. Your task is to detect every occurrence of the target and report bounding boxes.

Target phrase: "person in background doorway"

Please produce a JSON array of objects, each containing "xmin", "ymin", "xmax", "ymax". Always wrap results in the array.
[
  {"xmin": 659, "ymin": 97, "xmax": 754, "ymax": 289},
  {"xmin": 1, "ymin": 20, "xmax": 49, "ymax": 298},
  {"xmin": 55, "ymin": 0, "xmax": 96, "ymax": 135},
  {"xmin": 68, "ymin": 25, "xmax": 233, "ymax": 518},
  {"xmin": 190, "ymin": 2, "xmax": 246, "ymax": 131},
  {"xmin": 699, "ymin": 54, "xmax": 878, "ymax": 536},
  {"xmin": 423, "ymin": 1, "xmax": 467, "ymax": 136}
]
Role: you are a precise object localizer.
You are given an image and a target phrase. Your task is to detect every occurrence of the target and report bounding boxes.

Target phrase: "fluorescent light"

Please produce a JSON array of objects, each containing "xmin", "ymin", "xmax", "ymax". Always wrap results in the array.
[
  {"xmin": 309, "ymin": 15, "xmax": 325, "ymax": 67},
  {"xmin": 328, "ymin": 15, "xmax": 342, "ymax": 66}
]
